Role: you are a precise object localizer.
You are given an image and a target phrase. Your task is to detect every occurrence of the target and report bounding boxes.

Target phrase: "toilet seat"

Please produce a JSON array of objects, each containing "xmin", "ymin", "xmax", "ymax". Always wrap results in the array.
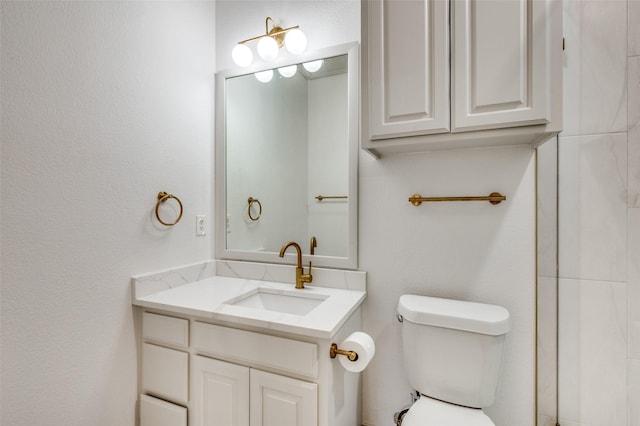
[{"xmin": 400, "ymin": 396, "xmax": 495, "ymax": 426}]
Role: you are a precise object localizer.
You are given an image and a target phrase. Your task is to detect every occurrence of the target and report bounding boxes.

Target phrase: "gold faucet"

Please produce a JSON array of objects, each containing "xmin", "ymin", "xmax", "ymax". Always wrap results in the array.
[{"xmin": 279, "ymin": 241, "xmax": 312, "ymax": 289}]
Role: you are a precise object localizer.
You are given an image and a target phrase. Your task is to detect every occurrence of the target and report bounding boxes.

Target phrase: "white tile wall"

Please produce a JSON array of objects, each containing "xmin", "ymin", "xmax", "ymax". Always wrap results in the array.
[
  {"xmin": 558, "ymin": 133, "xmax": 628, "ymax": 282},
  {"xmin": 629, "ymin": 359, "xmax": 640, "ymax": 425},
  {"xmin": 559, "ymin": 278, "xmax": 628, "ymax": 426},
  {"xmin": 537, "ymin": 276, "xmax": 558, "ymax": 419},
  {"xmin": 629, "ymin": 56, "xmax": 640, "ymax": 208},
  {"xmin": 562, "ymin": 0, "xmax": 628, "ymax": 136},
  {"xmin": 629, "ymin": 209, "xmax": 640, "ymax": 359},
  {"xmin": 629, "ymin": 0, "xmax": 640, "ymax": 57},
  {"xmin": 559, "ymin": 1, "xmax": 639, "ymax": 425}
]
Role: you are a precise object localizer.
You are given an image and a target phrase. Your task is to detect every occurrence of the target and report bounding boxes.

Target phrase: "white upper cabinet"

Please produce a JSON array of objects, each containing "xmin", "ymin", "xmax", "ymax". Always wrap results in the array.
[
  {"xmin": 362, "ymin": 0, "xmax": 562, "ymax": 156},
  {"xmin": 452, "ymin": 0, "xmax": 549, "ymax": 131},
  {"xmin": 367, "ymin": 0, "xmax": 450, "ymax": 139}
]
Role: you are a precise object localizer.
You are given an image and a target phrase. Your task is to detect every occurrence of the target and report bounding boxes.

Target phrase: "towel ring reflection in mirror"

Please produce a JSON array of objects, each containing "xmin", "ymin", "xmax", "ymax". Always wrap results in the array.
[
  {"xmin": 155, "ymin": 192, "xmax": 183, "ymax": 226},
  {"xmin": 248, "ymin": 197, "xmax": 262, "ymax": 221}
]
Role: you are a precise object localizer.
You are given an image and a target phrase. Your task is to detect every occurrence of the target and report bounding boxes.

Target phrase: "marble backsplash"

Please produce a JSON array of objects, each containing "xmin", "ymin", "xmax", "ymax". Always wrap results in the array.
[{"xmin": 132, "ymin": 259, "xmax": 366, "ymax": 301}]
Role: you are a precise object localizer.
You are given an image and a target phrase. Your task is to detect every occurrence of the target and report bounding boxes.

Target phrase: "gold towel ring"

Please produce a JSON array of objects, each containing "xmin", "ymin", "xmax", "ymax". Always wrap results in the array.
[
  {"xmin": 247, "ymin": 197, "xmax": 262, "ymax": 221},
  {"xmin": 155, "ymin": 192, "xmax": 183, "ymax": 226}
]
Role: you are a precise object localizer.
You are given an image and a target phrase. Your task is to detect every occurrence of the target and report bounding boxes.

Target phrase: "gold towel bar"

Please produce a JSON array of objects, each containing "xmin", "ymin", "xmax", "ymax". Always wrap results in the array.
[
  {"xmin": 329, "ymin": 343, "xmax": 358, "ymax": 362},
  {"xmin": 409, "ymin": 192, "xmax": 506, "ymax": 206},
  {"xmin": 315, "ymin": 195, "xmax": 348, "ymax": 202}
]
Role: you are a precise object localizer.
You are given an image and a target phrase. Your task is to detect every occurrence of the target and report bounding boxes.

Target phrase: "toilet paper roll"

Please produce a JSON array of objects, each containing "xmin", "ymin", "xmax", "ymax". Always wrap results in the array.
[{"xmin": 338, "ymin": 332, "xmax": 375, "ymax": 373}]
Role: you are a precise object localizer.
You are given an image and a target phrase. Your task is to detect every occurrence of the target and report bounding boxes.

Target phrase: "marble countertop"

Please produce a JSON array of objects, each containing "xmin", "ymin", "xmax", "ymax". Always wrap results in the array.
[{"xmin": 133, "ymin": 274, "xmax": 366, "ymax": 339}]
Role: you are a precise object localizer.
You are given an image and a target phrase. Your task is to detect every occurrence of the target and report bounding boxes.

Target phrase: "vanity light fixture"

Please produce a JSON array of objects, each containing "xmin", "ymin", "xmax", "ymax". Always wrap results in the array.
[
  {"xmin": 302, "ymin": 60, "xmax": 323, "ymax": 73},
  {"xmin": 277, "ymin": 65, "xmax": 297, "ymax": 78},
  {"xmin": 232, "ymin": 17, "xmax": 307, "ymax": 67},
  {"xmin": 254, "ymin": 69, "xmax": 274, "ymax": 83}
]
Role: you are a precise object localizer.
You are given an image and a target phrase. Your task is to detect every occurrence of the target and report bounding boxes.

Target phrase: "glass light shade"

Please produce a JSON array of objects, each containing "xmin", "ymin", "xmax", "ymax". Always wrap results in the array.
[
  {"xmin": 277, "ymin": 65, "xmax": 297, "ymax": 78},
  {"xmin": 257, "ymin": 36, "xmax": 279, "ymax": 61},
  {"xmin": 284, "ymin": 29, "xmax": 307, "ymax": 55},
  {"xmin": 302, "ymin": 60, "xmax": 323, "ymax": 73},
  {"xmin": 254, "ymin": 69, "xmax": 274, "ymax": 83},
  {"xmin": 231, "ymin": 44, "xmax": 253, "ymax": 67}
]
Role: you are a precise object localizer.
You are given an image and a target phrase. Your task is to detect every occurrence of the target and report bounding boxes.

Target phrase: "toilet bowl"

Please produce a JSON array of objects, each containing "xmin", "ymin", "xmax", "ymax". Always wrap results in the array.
[
  {"xmin": 400, "ymin": 396, "xmax": 495, "ymax": 426},
  {"xmin": 397, "ymin": 294, "xmax": 510, "ymax": 426}
]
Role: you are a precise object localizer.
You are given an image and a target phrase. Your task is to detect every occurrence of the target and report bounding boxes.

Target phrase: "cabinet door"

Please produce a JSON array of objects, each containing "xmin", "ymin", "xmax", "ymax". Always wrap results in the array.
[
  {"xmin": 366, "ymin": 0, "xmax": 450, "ymax": 140},
  {"xmin": 192, "ymin": 356, "xmax": 250, "ymax": 426},
  {"xmin": 250, "ymin": 369, "xmax": 318, "ymax": 426},
  {"xmin": 452, "ymin": 0, "xmax": 550, "ymax": 131}
]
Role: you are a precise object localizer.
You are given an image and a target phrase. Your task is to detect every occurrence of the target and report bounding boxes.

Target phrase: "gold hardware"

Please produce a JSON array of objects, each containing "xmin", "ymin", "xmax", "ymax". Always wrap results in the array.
[
  {"xmin": 310, "ymin": 236, "xmax": 317, "ymax": 256},
  {"xmin": 329, "ymin": 343, "xmax": 358, "ymax": 362},
  {"xmin": 247, "ymin": 197, "xmax": 262, "ymax": 221},
  {"xmin": 155, "ymin": 192, "xmax": 183, "ymax": 226},
  {"xmin": 408, "ymin": 192, "xmax": 506, "ymax": 206},
  {"xmin": 237, "ymin": 17, "xmax": 300, "ymax": 47},
  {"xmin": 315, "ymin": 195, "xmax": 348, "ymax": 201},
  {"xmin": 279, "ymin": 241, "xmax": 312, "ymax": 289}
]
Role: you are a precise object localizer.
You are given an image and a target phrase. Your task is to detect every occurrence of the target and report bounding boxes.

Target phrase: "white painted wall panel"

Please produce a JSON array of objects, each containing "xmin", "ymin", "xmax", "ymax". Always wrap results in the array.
[{"xmin": 0, "ymin": 2, "xmax": 215, "ymax": 425}]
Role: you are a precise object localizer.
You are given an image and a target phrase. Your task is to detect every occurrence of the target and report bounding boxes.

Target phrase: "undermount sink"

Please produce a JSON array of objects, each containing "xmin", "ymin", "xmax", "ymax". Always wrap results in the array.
[{"xmin": 228, "ymin": 289, "xmax": 329, "ymax": 316}]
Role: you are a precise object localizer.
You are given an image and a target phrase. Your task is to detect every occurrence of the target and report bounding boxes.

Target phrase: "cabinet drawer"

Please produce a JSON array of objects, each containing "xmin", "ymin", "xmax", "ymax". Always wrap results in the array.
[
  {"xmin": 142, "ymin": 343, "xmax": 188, "ymax": 404},
  {"xmin": 143, "ymin": 312, "xmax": 189, "ymax": 348},
  {"xmin": 140, "ymin": 394, "xmax": 187, "ymax": 426},
  {"xmin": 192, "ymin": 322, "xmax": 318, "ymax": 378}
]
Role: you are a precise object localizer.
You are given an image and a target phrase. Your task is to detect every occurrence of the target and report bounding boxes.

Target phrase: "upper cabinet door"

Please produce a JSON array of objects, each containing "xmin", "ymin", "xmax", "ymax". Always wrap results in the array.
[
  {"xmin": 367, "ymin": 0, "xmax": 450, "ymax": 139},
  {"xmin": 451, "ymin": 0, "xmax": 550, "ymax": 132}
]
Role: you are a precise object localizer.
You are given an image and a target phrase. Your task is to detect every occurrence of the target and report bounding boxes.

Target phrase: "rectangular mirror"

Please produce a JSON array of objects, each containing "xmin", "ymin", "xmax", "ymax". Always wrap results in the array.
[{"xmin": 215, "ymin": 43, "xmax": 359, "ymax": 269}]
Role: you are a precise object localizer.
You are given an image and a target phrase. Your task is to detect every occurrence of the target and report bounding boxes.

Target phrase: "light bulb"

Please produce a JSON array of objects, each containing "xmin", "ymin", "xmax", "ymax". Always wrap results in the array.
[
  {"xmin": 254, "ymin": 69, "xmax": 274, "ymax": 83},
  {"xmin": 302, "ymin": 60, "xmax": 323, "ymax": 73},
  {"xmin": 257, "ymin": 36, "xmax": 279, "ymax": 61},
  {"xmin": 284, "ymin": 29, "xmax": 307, "ymax": 55},
  {"xmin": 277, "ymin": 65, "xmax": 297, "ymax": 78},
  {"xmin": 231, "ymin": 44, "xmax": 253, "ymax": 67}
]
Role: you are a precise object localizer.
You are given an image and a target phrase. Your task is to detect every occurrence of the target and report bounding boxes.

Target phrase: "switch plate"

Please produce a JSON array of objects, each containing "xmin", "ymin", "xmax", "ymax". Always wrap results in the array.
[{"xmin": 196, "ymin": 215, "xmax": 206, "ymax": 236}]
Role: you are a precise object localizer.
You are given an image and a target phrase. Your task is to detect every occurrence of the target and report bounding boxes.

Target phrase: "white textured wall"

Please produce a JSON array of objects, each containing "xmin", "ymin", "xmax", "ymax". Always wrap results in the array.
[
  {"xmin": 217, "ymin": 2, "xmax": 537, "ymax": 425},
  {"xmin": 0, "ymin": 2, "xmax": 215, "ymax": 425}
]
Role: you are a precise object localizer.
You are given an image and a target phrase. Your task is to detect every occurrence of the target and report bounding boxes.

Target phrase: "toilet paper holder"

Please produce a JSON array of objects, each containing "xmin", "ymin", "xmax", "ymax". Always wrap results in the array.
[{"xmin": 329, "ymin": 343, "xmax": 358, "ymax": 362}]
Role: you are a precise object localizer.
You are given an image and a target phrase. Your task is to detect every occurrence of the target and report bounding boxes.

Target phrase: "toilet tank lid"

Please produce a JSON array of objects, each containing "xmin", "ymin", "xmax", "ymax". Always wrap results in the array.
[{"xmin": 398, "ymin": 294, "xmax": 510, "ymax": 336}]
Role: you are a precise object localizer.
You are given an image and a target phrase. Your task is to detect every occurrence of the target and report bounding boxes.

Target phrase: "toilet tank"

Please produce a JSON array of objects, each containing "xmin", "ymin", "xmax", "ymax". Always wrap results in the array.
[{"xmin": 397, "ymin": 294, "xmax": 510, "ymax": 409}]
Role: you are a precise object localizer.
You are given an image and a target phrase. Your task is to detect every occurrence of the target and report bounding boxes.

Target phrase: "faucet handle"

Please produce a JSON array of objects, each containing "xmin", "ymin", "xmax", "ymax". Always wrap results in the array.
[{"xmin": 310, "ymin": 236, "xmax": 317, "ymax": 255}]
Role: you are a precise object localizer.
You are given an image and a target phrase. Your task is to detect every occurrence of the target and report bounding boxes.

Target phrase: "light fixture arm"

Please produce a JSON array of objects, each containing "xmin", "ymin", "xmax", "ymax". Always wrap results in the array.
[
  {"xmin": 231, "ymin": 16, "xmax": 307, "ymax": 67},
  {"xmin": 237, "ymin": 16, "xmax": 300, "ymax": 46}
]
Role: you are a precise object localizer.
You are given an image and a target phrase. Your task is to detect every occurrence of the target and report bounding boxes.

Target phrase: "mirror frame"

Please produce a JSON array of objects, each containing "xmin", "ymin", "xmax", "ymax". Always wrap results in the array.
[{"xmin": 215, "ymin": 42, "xmax": 359, "ymax": 270}]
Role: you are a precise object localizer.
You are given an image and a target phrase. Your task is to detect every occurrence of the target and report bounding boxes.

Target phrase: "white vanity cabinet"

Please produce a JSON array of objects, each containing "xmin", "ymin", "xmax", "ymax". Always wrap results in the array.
[
  {"xmin": 191, "ymin": 322, "xmax": 319, "ymax": 426},
  {"xmin": 140, "ymin": 312, "xmax": 189, "ymax": 426},
  {"xmin": 361, "ymin": 0, "xmax": 562, "ymax": 156},
  {"xmin": 138, "ymin": 310, "xmax": 362, "ymax": 426},
  {"xmin": 192, "ymin": 356, "xmax": 318, "ymax": 426}
]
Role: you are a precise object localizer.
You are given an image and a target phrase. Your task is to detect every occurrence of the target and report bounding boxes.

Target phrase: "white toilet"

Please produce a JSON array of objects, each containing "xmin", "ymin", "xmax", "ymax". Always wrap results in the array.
[{"xmin": 396, "ymin": 294, "xmax": 511, "ymax": 426}]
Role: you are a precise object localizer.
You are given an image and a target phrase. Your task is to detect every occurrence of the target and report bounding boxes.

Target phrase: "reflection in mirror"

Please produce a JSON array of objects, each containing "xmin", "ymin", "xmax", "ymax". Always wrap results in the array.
[
  {"xmin": 215, "ymin": 44, "xmax": 358, "ymax": 270},
  {"xmin": 226, "ymin": 55, "xmax": 348, "ymax": 257}
]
